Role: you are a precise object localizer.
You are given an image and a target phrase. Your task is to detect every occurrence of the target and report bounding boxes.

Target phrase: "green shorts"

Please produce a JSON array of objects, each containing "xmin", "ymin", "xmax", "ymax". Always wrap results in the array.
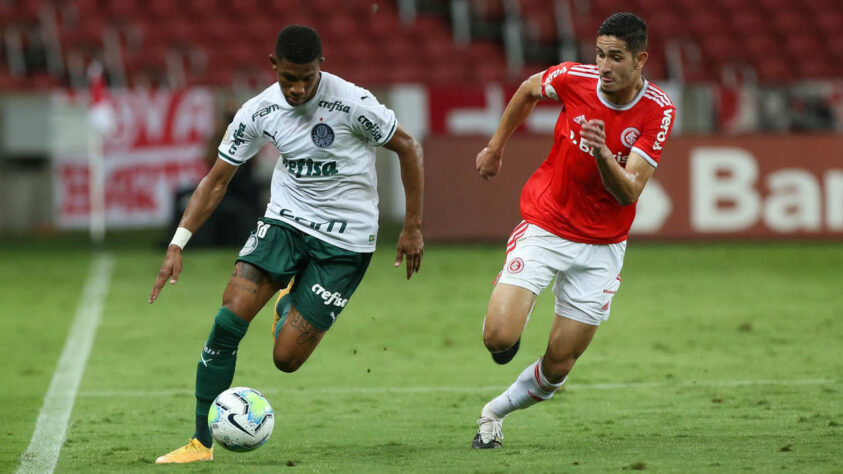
[{"xmin": 236, "ymin": 217, "xmax": 372, "ymax": 331}]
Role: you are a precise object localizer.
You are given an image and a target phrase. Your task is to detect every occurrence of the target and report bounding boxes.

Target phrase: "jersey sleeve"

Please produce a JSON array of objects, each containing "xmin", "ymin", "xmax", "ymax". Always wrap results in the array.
[
  {"xmin": 540, "ymin": 61, "xmax": 576, "ymax": 102},
  {"xmin": 631, "ymin": 101, "xmax": 676, "ymax": 167},
  {"xmin": 351, "ymin": 93, "xmax": 398, "ymax": 146},
  {"xmin": 217, "ymin": 102, "xmax": 267, "ymax": 166}
]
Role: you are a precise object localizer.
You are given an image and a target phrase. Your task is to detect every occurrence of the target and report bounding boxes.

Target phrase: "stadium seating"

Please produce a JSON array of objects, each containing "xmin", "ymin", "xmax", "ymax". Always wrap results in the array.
[{"xmin": 0, "ymin": 0, "xmax": 840, "ymax": 89}]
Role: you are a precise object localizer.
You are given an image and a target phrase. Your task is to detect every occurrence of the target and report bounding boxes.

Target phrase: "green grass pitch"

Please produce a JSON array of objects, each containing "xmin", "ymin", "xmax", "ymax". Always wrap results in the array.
[{"xmin": 1, "ymin": 233, "xmax": 841, "ymax": 472}]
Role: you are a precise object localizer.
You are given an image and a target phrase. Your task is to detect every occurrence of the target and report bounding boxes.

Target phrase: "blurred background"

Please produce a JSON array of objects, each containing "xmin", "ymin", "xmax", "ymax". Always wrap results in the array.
[{"xmin": 0, "ymin": 0, "xmax": 841, "ymax": 243}]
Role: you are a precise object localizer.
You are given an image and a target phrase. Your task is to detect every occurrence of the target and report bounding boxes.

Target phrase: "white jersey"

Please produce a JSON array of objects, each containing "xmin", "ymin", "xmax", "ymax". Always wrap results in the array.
[{"xmin": 218, "ymin": 72, "xmax": 398, "ymax": 252}]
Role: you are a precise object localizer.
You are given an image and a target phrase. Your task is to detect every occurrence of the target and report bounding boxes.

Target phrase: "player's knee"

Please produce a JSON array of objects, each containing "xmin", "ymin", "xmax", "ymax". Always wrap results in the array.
[
  {"xmin": 482, "ymin": 326, "xmax": 518, "ymax": 353},
  {"xmin": 273, "ymin": 355, "xmax": 303, "ymax": 373}
]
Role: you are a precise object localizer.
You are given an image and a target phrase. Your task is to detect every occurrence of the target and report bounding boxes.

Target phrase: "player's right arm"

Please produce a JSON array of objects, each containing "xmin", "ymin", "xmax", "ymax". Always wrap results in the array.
[
  {"xmin": 149, "ymin": 159, "xmax": 238, "ymax": 304},
  {"xmin": 476, "ymin": 71, "xmax": 545, "ymax": 180},
  {"xmin": 150, "ymin": 100, "xmax": 266, "ymax": 304}
]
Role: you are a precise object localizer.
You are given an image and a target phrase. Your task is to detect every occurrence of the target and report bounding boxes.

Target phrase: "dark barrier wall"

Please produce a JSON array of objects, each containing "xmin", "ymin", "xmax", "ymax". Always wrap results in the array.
[{"xmin": 424, "ymin": 135, "xmax": 843, "ymax": 242}]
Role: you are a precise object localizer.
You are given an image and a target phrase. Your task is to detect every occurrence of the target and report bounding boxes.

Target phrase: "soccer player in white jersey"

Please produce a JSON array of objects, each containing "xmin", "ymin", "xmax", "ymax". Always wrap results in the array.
[
  {"xmin": 471, "ymin": 13, "xmax": 675, "ymax": 448},
  {"xmin": 149, "ymin": 25, "xmax": 424, "ymax": 463}
]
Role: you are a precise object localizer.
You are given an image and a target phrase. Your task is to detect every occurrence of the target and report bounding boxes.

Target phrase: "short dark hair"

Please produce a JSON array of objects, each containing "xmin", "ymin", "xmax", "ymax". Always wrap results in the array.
[
  {"xmin": 275, "ymin": 25, "xmax": 322, "ymax": 64},
  {"xmin": 598, "ymin": 12, "xmax": 647, "ymax": 53}
]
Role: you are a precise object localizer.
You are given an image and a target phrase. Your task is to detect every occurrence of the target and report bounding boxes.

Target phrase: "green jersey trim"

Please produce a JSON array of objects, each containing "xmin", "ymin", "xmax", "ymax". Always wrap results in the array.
[
  {"xmin": 380, "ymin": 119, "xmax": 398, "ymax": 146},
  {"xmin": 218, "ymin": 150, "xmax": 246, "ymax": 165}
]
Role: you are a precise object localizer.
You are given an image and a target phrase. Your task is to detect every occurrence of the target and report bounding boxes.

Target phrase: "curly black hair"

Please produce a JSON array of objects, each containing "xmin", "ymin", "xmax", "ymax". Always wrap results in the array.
[{"xmin": 275, "ymin": 25, "xmax": 322, "ymax": 64}]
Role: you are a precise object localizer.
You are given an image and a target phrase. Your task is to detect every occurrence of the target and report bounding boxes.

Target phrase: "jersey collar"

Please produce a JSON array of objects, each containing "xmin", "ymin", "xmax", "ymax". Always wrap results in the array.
[{"xmin": 596, "ymin": 77, "xmax": 649, "ymax": 111}]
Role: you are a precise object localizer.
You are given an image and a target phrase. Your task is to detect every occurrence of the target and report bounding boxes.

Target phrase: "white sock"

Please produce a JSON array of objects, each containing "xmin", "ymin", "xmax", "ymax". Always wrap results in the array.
[{"xmin": 486, "ymin": 358, "xmax": 566, "ymax": 419}]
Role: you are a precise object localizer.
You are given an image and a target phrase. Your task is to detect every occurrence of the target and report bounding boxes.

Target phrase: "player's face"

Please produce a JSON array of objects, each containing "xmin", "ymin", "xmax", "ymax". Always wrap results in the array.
[
  {"xmin": 271, "ymin": 56, "xmax": 323, "ymax": 107},
  {"xmin": 595, "ymin": 36, "xmax": 646, "ymax": 95}
]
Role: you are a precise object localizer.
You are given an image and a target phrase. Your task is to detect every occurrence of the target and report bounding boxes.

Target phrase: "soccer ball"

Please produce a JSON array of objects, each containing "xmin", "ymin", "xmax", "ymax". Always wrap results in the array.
[{"xmin": 208, "ymin": 387, "xmax": 274, "ymax": 452}]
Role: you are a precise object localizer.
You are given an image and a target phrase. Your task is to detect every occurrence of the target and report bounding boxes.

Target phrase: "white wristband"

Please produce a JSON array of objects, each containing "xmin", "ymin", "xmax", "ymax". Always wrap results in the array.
[{"xmin": 169, "ymin": 227, "xmax": 192, "ymax": 249}]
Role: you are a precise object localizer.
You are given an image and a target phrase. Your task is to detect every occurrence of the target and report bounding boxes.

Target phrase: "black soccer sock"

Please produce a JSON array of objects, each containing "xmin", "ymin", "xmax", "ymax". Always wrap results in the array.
[
  {"xmin": 194, "ymin": 415, "xmax": 211, "ymax": 448},
  {"xmin": 193, "ymin": 307, "xmax": 250, "ymax": 447}
]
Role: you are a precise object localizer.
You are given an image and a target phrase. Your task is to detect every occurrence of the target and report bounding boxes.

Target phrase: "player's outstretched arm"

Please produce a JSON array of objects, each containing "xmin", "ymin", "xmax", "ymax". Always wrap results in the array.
[
  {"xmin": 384, "ymin": 124, "xmax": 424, "ymax": 280},
  {"xmin": 476, "ymin": 71, "xmax": 546, "ymax": 180},
  {"xmin": 149, "ymin": 159, "xmax": 239, "ymax": 303},
  {"xmin": 581, "ymin": 119, "xmax": 655, "ymax": 205}
]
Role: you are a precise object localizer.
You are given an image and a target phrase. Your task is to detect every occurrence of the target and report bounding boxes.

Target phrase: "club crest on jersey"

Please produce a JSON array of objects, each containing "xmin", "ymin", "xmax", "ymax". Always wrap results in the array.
[
  {"xmin": 620, "ymin": 127, "xmax": 640, "ymax": 148},
  {"xmin": 507, "ymin": 257, "xmax": 524, "ymax": 274},
  {"xmin": 239, "ymin": 235, "xmax": 258, "ymax": 256},
  {"xmin": 311, "ymin": 123, "xmax": 335, "ymax": 148}
]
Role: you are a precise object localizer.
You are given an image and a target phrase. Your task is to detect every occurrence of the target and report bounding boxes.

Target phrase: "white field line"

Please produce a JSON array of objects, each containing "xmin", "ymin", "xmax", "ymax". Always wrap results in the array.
[
  {"xmin": 76, "ymin": 378, "xmax": 839, "ymax": 398},
  {"xmin": 17, "ymin": 254, "xmax": 114, "ymax": 474}
]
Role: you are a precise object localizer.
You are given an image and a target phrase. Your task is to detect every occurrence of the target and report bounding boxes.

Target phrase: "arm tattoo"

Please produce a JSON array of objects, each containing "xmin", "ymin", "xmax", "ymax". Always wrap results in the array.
[{"xmin": 289, "ymin": 312, "xmax": 324, "ymax": 346}]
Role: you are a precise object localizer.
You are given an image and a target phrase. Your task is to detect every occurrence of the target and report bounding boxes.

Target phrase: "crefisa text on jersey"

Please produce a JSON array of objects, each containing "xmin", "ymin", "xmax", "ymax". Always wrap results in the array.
[
  {"xmin": 318, "ymin": 100, "xmax": 351, "ymax": 113},
  {"xmin": 357, "ymin": 115, "xmax": 383, "ymax": 142}
]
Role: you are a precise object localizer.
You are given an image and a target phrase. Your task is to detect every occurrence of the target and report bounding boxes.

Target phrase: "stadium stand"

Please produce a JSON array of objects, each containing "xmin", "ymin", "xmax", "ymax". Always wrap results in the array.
[{"xmin": 0, "ymin": 0, "xmax": 840, "ymax": 89}]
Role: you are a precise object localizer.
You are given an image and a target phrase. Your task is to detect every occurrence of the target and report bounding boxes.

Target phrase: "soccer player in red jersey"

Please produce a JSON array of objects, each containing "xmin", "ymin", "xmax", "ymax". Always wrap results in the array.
[{"xmin": 471, "ymin": 12, "xmax": 675, "ymax": 449}]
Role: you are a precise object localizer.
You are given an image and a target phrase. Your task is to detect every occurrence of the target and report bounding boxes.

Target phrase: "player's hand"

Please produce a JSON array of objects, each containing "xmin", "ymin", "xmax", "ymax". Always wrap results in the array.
[
  {"xmin": 394, "ymin": 225, "xmax": 424, "ymax": 280},
  {"xmin": 149, "ymin": 245, "xmax": 184, "ymax": 304},
  {"xmin": 581, "ymin": 119, "xmax": 607, "ymax": 158},
  {"xmin": 476, "ymin": 146, "xmax": 503, "ymax": 180}
]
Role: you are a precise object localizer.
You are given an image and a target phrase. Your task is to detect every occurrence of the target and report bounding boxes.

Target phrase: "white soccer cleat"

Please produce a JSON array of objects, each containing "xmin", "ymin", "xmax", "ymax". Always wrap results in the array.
[{"xmin": 472, "ymin": 403, "xmax": 504, "ymax": 449}]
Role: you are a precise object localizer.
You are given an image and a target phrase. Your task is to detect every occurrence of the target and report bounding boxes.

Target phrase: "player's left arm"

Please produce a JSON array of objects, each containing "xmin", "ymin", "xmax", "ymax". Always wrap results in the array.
[
  {"xmin": 383, "ymin": 124, "xmax": 424, "ymax": 280},
  {"xmin": 581, "ymin": 119, "xmax": 655, "ymax": 206}
]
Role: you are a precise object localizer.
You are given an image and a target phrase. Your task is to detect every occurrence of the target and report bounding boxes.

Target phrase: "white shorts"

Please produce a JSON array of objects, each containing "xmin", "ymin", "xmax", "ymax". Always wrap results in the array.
[{"xmin": 495, "ymin": 221, "xmax": 626, "ymax": 326}]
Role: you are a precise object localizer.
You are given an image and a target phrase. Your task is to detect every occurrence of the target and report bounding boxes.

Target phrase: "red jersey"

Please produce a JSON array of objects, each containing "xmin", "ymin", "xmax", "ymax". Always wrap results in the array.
[{"xmin": 520, "ymin": 62, "xmax": 676, "ymax": 244}]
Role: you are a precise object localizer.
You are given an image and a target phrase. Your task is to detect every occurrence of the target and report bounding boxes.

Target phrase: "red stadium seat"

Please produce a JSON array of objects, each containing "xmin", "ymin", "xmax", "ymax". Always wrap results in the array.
[
  {"xmin": 381, "ymin": 38, "xmax": 415, "ymax": 64},
  {"xmin": 784, "ymin": 34, "xmax": 823, "ymax": 59},
  {"xmin": 310, "ymin": 0, "xmax": 347, "ymax": 16},
  {"xmin": 688, "ymin": 12, "xmax": 724, "ymax": 37},
  {"xmin": 797, "ymin": 58, "xmax": 836, "ymax": 80},
  {"xmin": 674, "ymin": 0, "xmax": 718, "ymax": 16},
  {"xmin": 383, "ymin": 60, "xmax": 427, "ymax": 84},
  {"xmin": 802, "ymin": 0, "xmax": 843, "ymax": 15},
  {"xmin": 700, "ymin": 34, "xmax": 744, "ymax": 64},
  {"xmin": 815, "ymin": 12, "xmax": 843, "ymax": 38},
  {"xmin": 106, "ymin": 0, "xmax": 140, "ymax": 20},
  {"xmin": 743, "ymin": 34, "xmax": 777, "ymax": 59},
  {"xmin": 644, "ymin": 56, "xmax": 667, "ymax": 81},
  {"xmin": 182, "ymin": 0, "xmax": 219, "ymax": 20},
  {"xmin": 12, "ymin": 0, "xmax": 43, "ymax": 23},
  {"xmin": 757, "ymin": 0, "xmax": 800, "ymax": 13},
  {"xmin": 367, "ymin": 16, "xmax": 402, "ymax": 40},
  {"xmin": 154, "ymin": 18, "xmax": 196, "ymax": 46},
  {"xmin": 465, "ymin": 41, "xmax": 506, "ymax": 68},
  {"xmin": 426, "ymin": 58, "xmax": 472, "ymax": 85},
  {"xmin": 589, "ymin": 0, "xmax": 635, "ymax": 18},
  {"xmin": 828, "ymin": 35, "xmax": 843, "ymax": 61},
  {"xmin": 340, "ymin": 38, "xmax": 379, "ymax": 65},
  {"xmin": 646, "ymin": 11, "xmax": 687, "ymax": 42},
  {"xmin": 730, "ymin": 12, "xmax": 766, "ymax": 35},
  {"xmin": 573, "ymin": 16, "xmax": 603, "ymax": 40},
  {"xmin": 145, "ymin": 0, "xmax": 179, "ymax": 20},
  {"xmin": 522, "ymin": 11, "xmax": 557, "ymax": 44},
  {"xmin": 472, "ymin": 0, "xmax": 505, "ymax": 21},
  {"xmin": 754, "ymin": 58, "xmax": 793, "ymax": 83},
  {"xmin": 409, "ymin": 15, "xmax": 451, "ymax": 39},
  {"xmin": 420, "ymin": 36, "xmax": 458, "ymax": 63},
  {"xmin": 262, "ymin": 0, "xmax": 307, "ymax": 18},
  {"xmin": 229, "ymin": 0, "xmax": 262, "ymax": 19},
  {"xmin": 323, "ymin": 12, "xmax": 359, "ymax": 40},
  {"xmin": 476, "ymin": 59, "xmax": 509, "ymax": 84},
  {"xmin": 771, "ymin": 10, "xmax": 811, "ymax": 34}
]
